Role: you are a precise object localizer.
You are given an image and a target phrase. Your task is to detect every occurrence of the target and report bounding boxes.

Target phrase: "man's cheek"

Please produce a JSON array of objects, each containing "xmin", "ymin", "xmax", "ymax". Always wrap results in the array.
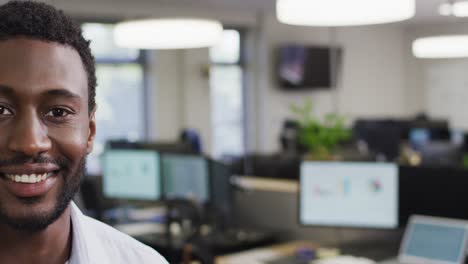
[{"xmin": 48, "ymin": 127, "xmax": 90, "ymax": 155}]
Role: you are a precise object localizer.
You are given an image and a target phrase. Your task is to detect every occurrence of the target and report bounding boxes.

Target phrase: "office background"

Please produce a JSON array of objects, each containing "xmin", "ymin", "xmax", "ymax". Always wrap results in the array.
[
  {"xmin": 22, "ymin": 0, "xmax": 468, "ymax": 262},
  {"xmin": 48, "ymin": 0, "xmax": 467, "ymax": 157}
]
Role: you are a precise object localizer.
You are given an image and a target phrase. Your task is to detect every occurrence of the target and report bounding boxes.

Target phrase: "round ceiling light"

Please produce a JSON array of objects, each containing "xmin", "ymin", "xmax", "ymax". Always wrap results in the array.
[
  {"xmin": 438, "ymin": 2, "xmax": 453, "ymax": 16},
  {"xmin": 412, "ymin": 35, "xmax": 468, "ymax": 59},
  {"xmin": 453, "ymin": 1, "xmax": 468, "ymax": 17},
  {"xmin": 276, "ymin": 0, "xmax": 416, "ymax": 27},
  {"xmin": 114, "ymin": 18, "xmax": 223, "ymax": 49}
]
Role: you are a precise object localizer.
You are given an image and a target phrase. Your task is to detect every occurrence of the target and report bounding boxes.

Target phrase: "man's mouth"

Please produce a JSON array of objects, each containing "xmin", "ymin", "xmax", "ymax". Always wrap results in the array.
[
  {"xmin": 4, "ymin": 172, "xmax": 55, "ymax": 184},
  {"xmin": 0, "ymin": 164, "xmax": 61, "ymax": 197}
]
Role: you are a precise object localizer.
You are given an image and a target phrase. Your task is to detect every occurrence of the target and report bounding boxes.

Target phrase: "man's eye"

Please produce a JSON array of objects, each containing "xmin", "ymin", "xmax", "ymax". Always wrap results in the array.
[
  {"xmin": 45, "ymin": 108, "xmax": 71, "ymax": 118},
  {"xmin": 0, "ymin": 106, "xmax": 13, "ymax": 116}
]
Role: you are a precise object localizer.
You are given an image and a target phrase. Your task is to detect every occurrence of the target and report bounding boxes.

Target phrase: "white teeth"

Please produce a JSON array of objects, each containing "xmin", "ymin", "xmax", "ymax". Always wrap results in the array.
[
  {"xmin": 5, "ymin": 172, "xmax": 53, "ymax": 183},
  {"xmin": 21, "ymin": 174, "xmax": 28, "ymax": 183},
  {"xmin": 29, "ymin": 174, "xmax": 36, "ymax": 183}
]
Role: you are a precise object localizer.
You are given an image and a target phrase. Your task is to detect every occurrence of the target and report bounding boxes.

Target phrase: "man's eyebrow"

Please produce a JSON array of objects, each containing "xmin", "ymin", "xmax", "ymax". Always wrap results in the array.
[
  {"xmin": 0, "ymin": 86, "xmax": 82, "ymax": 100},
  {"xmin": 0, "ymin": 85, "xmax": 15, "ymax": 96},
  {"xmin": 43, "ymin": 89, "xmax": 82, "ymax": 100}
]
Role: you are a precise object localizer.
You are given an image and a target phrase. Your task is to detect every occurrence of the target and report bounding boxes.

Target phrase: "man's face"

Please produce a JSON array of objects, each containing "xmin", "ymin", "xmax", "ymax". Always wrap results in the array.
[{"xmin": 0, "ymin": 38, "xmax": 95, "ymax": 232}]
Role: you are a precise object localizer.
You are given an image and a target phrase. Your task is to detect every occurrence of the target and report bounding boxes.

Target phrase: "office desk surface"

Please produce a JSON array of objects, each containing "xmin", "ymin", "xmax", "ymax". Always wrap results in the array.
[
  {"xmin": 215, "ymin": 240, "xmax": 317, "ymax": 264},
  {"xmin": 233, "ymin": 176, "xmax": 298, "ymax": 193}
]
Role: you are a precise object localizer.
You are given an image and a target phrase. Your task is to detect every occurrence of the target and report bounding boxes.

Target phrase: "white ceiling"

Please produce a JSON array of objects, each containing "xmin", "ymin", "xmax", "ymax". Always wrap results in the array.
[
  {"xmin": 260, "ymin": 0, "xmax": 468, "ymax": 24},
  {"xmin": 148, "ymin": 0, "xmax": 468, "ymax": 25},
  {"xmin": 13, "ymin": 0, "xmax": 468, "ymax": 25},
  {"xmin": 412, "ymin": 0, "xmax": 464, "ymax": 24}
]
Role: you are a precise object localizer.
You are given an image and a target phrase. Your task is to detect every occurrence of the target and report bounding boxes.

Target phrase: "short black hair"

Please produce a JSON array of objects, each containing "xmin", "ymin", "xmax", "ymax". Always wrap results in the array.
[{"xmin": 0, "ymin": 0, "xmax": 96, "ymax": 112}]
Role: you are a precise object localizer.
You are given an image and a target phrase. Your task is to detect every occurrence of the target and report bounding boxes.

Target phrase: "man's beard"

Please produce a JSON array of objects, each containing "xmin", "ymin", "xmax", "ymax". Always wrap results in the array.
[{"xmin": 0, "ymin": 155, "xmax": 85, "ymax": 233}]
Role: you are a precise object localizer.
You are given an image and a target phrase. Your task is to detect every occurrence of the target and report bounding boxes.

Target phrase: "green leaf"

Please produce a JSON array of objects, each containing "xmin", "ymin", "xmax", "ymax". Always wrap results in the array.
[{"xmin": 290, "ymin": 98, "xmax": 351, "ymax": 158}]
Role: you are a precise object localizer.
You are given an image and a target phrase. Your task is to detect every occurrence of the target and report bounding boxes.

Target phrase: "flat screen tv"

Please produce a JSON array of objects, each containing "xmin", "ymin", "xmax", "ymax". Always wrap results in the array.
[{"xmin": 277, "ymin": 45, "xmax": 342, "ymax": 89}]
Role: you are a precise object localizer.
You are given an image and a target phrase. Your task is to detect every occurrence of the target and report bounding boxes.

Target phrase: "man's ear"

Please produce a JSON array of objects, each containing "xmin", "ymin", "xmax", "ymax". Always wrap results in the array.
[{"xmin": 86, "ymin": 107, "xmax": 96, "ymax": 154}]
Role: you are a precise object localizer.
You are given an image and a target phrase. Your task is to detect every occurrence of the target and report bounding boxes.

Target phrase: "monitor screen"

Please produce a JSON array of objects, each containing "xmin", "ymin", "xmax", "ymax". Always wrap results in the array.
[
  {"xmin": 103, "ymin": 149, "xmax": 161, "ymax": 200},
  {"xmin": 300, "ymin": 162, "xmax": 398, "ymax": 228},
  {"xmin": 402, "ymin": 218, "xmax": 468, "ymax": 263},
  {"xmin": 277, "ymin": 45, "xmax": 341, "ymax": 89},
  {"xmin": 161, "ymin": 154, "xmax": 209, "ymax": 202},
  {"xmin": 409, "ymin": 128, "xmax": 430, "ymax": 150},
  {"xmin": 209, "ymin": 160, "xmax": 233, "ymax": 215},
  {"xmin": 399, "ymin": 166, "xmax": 468, "ymax": 225},
  {"xmin": 352, "ymin": 119, "xmax": 404, "ymax": 160}
]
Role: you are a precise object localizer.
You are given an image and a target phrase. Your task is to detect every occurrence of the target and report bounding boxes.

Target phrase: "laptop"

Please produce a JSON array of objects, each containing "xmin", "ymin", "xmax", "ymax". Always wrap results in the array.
[{"xmin": 381, "ymin": 215, "xmax": 468, "ymax": 264}]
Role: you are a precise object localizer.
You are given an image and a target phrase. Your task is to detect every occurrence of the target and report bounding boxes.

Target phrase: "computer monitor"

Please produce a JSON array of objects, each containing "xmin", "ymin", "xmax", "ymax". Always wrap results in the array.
[
  {"xmin": 419, "ymin": 141, "xmax": 462, "ymax": 167},
  {"xmin": 399, "ymin": 166, "xmax": 468, "ymax": 225},
  {"xmin": 208, "ymin": 159, "xmax": 233, "ymax": 224},
  {"xmin": 353, "ymin": 119, "xmax": 404, "ymax": 160},
  {"xmin": 299, "ymin": 161, "xmax": 398, "ymax": 228},
  {"xmin": 399, "ymin": 215, "xmax": 468, "ymax": 264},
  {"xmin": 161, "ymin": 154, "xmax": 210, "ymax": 202},
  {"xmin": 410, "ymin": 119, "xmax": 450, "ymax": 141},
  {"xmin": 107, "ymin": 140, "xmax": 195, "ymax": 154},
  {"xmin": 102, "ymin": 149, "xmax": 162, "ymax": 200},
  {"xmin": 409, "ymin": 128, "xmax": 430, "ymax": 150}
]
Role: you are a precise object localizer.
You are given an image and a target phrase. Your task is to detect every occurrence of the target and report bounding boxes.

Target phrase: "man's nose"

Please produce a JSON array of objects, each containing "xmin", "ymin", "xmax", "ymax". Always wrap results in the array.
[{"xmin": 8, "ymin": 112, "xmax": 52, "ymax": 156}]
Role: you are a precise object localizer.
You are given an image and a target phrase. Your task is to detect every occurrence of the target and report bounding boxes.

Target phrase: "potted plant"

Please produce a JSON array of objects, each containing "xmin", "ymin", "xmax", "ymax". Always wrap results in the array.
[{"xmin": 290, "ymin": 99, "xmax": 351, "ymax": 160}]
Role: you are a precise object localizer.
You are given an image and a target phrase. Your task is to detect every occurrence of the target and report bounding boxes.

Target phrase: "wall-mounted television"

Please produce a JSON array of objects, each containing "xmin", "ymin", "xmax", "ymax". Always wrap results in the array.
[{"xmin": 276, "ymin": 44, "xmax": 342, "ymax": 90}]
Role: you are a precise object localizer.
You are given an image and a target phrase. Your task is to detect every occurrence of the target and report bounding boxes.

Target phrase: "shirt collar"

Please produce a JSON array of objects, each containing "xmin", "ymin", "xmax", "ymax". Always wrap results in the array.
[{"xmin": 69, "ymin": 202, "xmax": 110, "ymax": 264}]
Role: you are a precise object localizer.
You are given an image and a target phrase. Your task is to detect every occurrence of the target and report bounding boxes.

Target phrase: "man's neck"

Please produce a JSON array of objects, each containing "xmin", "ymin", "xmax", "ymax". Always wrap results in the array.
[{"xmin": 0, "ymin": 205, "xmax": 72, "ymax": 264}]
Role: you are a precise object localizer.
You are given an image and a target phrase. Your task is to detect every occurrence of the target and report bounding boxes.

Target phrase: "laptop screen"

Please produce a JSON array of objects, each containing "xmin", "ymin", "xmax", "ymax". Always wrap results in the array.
[{"xmin": 403, "ymin": 222, "xmax": 467, "ymax": 262}]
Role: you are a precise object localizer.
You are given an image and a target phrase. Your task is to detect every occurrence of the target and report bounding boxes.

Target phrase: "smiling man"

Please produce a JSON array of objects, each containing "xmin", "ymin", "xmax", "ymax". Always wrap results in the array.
[{"xmin": 0, "ymin": 1, "xmax": 167, "ymax": 263}]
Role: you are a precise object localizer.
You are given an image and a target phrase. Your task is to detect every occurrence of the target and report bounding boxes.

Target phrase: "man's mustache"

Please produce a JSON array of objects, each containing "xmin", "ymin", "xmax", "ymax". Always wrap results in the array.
[{"xmin": 0, "ymin": 154, "xmax": 70, "ymax": 169}]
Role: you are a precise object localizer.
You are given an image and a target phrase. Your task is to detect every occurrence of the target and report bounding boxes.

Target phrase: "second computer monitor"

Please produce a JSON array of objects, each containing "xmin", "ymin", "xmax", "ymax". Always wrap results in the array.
[
  {"xmin": 103, "ymin": 149, "xmax": 162, "ymax": 200},
  {"xmin": 300, "ymin": 161, "xmax": 398, "ymax": 228},
  {"xmin": 161, "ymin": 154, "xmax": 210, "ymax": 202},
  {"xmin": 209, "ymin": 159, "xmax": 233, "ymax": 216}
]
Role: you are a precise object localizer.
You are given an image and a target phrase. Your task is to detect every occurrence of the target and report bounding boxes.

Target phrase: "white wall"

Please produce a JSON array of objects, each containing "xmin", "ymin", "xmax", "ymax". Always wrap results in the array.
[
  {"xmin": 181, "ymin": 49, "xmax": 213, "ymax": 153},
  {"xmin": 148, "ymin": 50, "xmax": 183, "ymax": 142},
  {"xmin": 254, "ymin": 15, "xmax": 409, "ymax": 153},
  {"xmin": 404, "ymin": 22, "xmax": 468, "ymax": 130},
  {"xmin": 150, "ymin": 49, "xmax": 213, "ymax": 153}
]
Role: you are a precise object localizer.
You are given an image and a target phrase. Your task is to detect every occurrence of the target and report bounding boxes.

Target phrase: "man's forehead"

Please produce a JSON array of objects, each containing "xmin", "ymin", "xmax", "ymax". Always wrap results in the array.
[
  {"xmin": 0, "ymin": 37, "xmax": 79, "ymax": 62},
  {"xmin": 0, "ymin": 37, "xmax": 88, "ymax": 100}
]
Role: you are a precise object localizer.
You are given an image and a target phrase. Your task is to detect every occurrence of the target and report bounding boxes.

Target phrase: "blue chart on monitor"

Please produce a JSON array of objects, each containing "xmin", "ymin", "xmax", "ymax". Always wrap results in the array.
[
  {"xmin": 103, "ymin": 150, "xmax": 161, "ymax": 200},
  {"xmin": 162, "ymin": 154, "xmax": 209, "ymax": 202},
  {"xmin": 300, "ymin": 162, "xmax": 398, "ymax": 228}
]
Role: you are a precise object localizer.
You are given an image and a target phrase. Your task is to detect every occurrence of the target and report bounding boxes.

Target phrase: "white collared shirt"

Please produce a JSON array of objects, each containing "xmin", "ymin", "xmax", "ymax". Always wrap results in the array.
[{"xmin": 68, "ymin": 202, "xmax": 168, "ymax": 264}]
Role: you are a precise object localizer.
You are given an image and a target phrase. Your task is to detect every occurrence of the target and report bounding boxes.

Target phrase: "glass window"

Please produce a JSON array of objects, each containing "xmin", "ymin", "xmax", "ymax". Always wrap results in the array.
[
  {"xmin": 82, "ymin": 23, "xmax": 147, "ymax": 175},
  {"xmin": 209, "ymin": 29, "xmax": 245, "ymax": 158},
  {"xmin": 94, "ymin": 64, "xmax": 145, "ymax": 142}
]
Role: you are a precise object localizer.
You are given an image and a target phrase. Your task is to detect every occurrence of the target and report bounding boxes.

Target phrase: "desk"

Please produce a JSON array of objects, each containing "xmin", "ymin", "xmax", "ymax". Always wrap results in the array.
[
  {"xmin": 215, "ymin": 240, "xmax": 398, "ymax": 264},
  {"xmin": 215, "ymin": 241, "xmax": 317, "ymax": 264},
  {"xmin": 233, "ymin": 176, "xmax": 298, "ymax": 193}
]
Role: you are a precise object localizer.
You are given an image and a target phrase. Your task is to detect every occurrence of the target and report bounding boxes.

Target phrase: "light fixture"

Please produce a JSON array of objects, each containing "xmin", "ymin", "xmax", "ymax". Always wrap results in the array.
[
  {"xmin": 453, "ymin": 1, "xmax": 468, "ymax": 17},
  {"xmin": 114, "ymin": 18, "xmax": 223, "ymax": 49},
  {"xmin": 276, "ymin": 0, "xmax": 415, "ymax": 27},
  {"xmin": 438, "ymin": 2, "xmax": 453, "ymax": 16},
  {"xmin": 437, "ymin": 0, "xmax": 468, "ymax": 17},
  {"xmin": 412, "ymin": 35, "xmax": 468, "ymax": 58}
]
